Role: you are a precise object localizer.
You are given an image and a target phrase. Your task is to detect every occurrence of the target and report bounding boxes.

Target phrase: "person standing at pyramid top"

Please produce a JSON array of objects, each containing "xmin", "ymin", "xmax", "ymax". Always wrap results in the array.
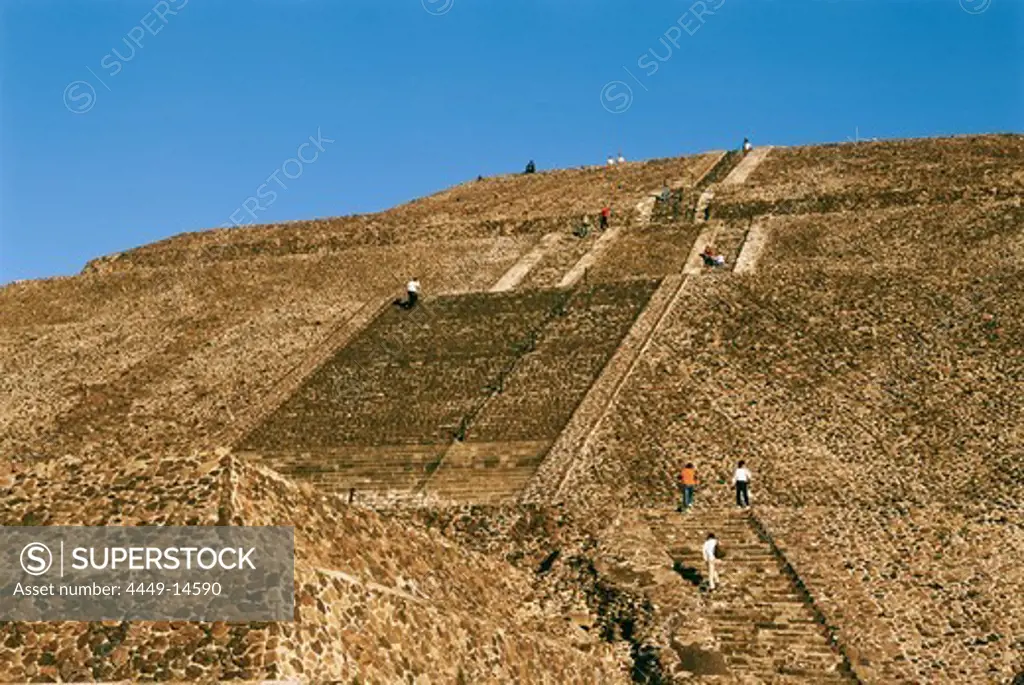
[
  {"xmin": 617, "ymin": 151, "xmax": 626, "ymax": 164},
  {"xmin": 743, "ymin": 137, "xmax": 753, "ymax": 155},
  {"xmin": 607, "ymin": 155, "xmax": 616, "ymax": 166}
]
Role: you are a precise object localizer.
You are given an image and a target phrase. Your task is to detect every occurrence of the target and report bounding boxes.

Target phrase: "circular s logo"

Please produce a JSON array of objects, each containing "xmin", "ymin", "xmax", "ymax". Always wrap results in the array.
[
  {"xmin": 422, "ymin": 0, "xmax": 454, "ymax": 16},
  {"xmin": 959, "ymin": 0, "xmax": 991, "ymax": 13},
  {"xmin": 63, "ymin": 80, "xmax": 97, "ymax": 114},
  {"xmin": 600, "ymin": 81, "xmax": 633, "ymax": 114},
  {"xmin": 20, "ymin": 542, "xmax": 53, "ymax": 576}
]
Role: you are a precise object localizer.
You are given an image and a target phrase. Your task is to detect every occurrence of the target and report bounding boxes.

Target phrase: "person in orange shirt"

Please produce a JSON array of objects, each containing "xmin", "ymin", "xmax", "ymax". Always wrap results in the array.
[{"xmin": 678, "ymin": 462, "xmax": 699, "ymax": 511}]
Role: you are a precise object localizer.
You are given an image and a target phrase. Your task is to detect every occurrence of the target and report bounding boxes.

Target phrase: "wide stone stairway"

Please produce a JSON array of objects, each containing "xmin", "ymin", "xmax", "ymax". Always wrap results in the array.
[
  {"xmin": 641, "ymin": 507, "xmax": 858, "ymax": 682},
  {"xmin": 422, "ymin": 279, "xmax": 659, "ymax": 503},
  {"xmin": 236, "ymin": 282, "xmax": 659, "ymax": 504}
]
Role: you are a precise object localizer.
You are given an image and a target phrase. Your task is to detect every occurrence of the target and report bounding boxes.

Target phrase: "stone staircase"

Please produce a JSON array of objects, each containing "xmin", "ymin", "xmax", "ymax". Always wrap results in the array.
[
  {"xmin": 586, "ymin": 218, "xmax": 701, "ymax": 282},
  {"xmin": 519, "ymin": 274, "xmax": 690, "ymax": 504},
  {"xmin": 421, "ymin": 440, "xmax": 549, "ymax": 503},
  {"xmin": 695, "ymin": 188, "xmax": 716, "ymax": 224},
  {"xmin": 221, "ymin": 295, "xmax": 395, "ymax": 450},
  {"xmin": 734, "ymin": 220, "xmax": 768, "ymax": 275},
  {"xmin": 683, "ymin": 221, "xmax": 748, "ymax": 275},
  {"xmin": 642, "ymin": 507, "xmax": 859, "ymax": 683},
  {"xmin": 687, "ymin": 147, "xmax": 774, "ymax": 274},
  {"xmin": 420, "ymin": 280, "xmax": 659, "ymax": 503},
  {"xmin": 248, "ymin": 444, "xmax": 443, "ymax": 501},
  {"xmin": 239, "ymin": 282, "xmax": 658, "ymax": 504},
  {"xmin": 518, "ymin": 232, "xmax": 597, "ymax": 289},
  {"xmin": 713, "ymin": 220, "xmax": 753, "ymax": 271},
  {"xmin": 720, "ymin": 146, "xmax": 774, "ymax": 187},
  {"xmin": 490, "ymin": 233, "xmax": 563, "ymax": 292}
]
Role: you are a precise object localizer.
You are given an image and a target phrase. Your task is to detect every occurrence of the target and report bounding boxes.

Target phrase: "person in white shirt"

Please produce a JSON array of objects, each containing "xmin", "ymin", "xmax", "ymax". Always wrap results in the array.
[
  {"xmin": 702, "ymin": 533, "xmax": 720, "ymax": 590},
  {"xmin": 607, "ymin": 155, "xmax": 616, "ymax": 166},
  {"xmin": 394, "ymin": 277, "xmax": 421, "ymax": 310},
  {"xmin": 742, "ymin": 137, "xmax": 753, "ymax": 155},
  {"xmin": 617, "ymin": 151, "xmax": 626, "ymax": 164},
  {"xmin": 406, "ymin": 278, "xmax": 420, "ymax": 306},
  {"xmin": 733, "ymin": 460, "xmax": 752, "ymax": 508}
]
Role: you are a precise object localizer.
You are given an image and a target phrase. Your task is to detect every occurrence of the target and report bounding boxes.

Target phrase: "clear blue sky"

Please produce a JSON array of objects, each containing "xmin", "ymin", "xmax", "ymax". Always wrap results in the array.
[{"xmin": 1, "ymin": 0, "xmax": 1020, "ymax": 283}]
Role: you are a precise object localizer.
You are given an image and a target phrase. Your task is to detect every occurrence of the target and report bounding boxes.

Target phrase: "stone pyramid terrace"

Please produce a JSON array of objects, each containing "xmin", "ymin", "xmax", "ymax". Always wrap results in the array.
[{"xmin": 1, "ymin": 135, "xmax": 1022, "ymax": 682}]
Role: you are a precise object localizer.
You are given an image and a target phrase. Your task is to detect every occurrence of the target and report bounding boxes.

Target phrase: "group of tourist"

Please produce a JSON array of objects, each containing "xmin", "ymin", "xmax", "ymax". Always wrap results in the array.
[
  {"xmin": 680, "ymin": 461, "xmax": 753, "ymax": 592},
  {"xmin": 678, "ymin": 460, "xmax": 752, "ymax": 512},
  {"xmin": 573, "ymin": 206, "xmax": 612, "ymax": 238},
  {"xmin": 607, "ymin": 152, "xmax": 627, "ymax": 166},
  {"xmin": 524, "ymin": 147, "xmax": 628, "ymax": 174}
]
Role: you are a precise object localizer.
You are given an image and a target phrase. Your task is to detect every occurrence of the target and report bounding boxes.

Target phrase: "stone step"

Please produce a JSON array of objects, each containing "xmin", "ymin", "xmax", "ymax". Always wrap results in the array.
[
  {"xmin": 775, "ymin": 671, "xmax": 853, "ymax": 683},
  {"xmin": 719, "ymin": 645, "xmax": 840, "ymax": 662},
  {"xmin": 644, "ymin": 505, "xmax": 858, "ymax": 683},
  {"xmin": 714, "ymin": 617, "xmax": 817, "ymax": 628},
  {"xmin": 723, "ymin": 660, "xmax": 852, "ymax": 682},
  {"xmin": 426, "ymin": 477, "xmax": 536, "ymax": 493},
  {"xmin": 716, "ymin": 629, "xmax": 833, "ymax": 643},
  {"xmin": 727, "ymin": 661, "xmax": 843, "ymax": 673},
  {"xmin": 714, "ymin": 610, "xmax": 818, "ymax": 620},
  {"xmin": 424, "ymin": 471, "xmax": 538, "ymax": 499},
  {"xmin": 675, "ymin": 553, "xmax": 779, "ymax": 561},
  {"xmin": 653, "ymin": 524, "xmax": 757, "ymax": 531},
  {"xmin": 426, "ymin": 482, "xmax": 534, "ymax": 497},
  {"xmin": 715, "ymin": 613, "xmax": 817, "ymax": 623},
  {"xmin": 656, "ymin": 526, "xmax": 758, "ymax": 533},
  {"xmin": 714, "ymin": 605, "xmax": 814, "ymax": 617}
]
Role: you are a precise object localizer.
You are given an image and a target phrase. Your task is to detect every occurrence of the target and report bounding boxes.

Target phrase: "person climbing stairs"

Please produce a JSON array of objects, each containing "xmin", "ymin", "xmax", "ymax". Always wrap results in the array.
[{"xmin": 642, "ymin": 507, "xmax": 860, "ymax": 681}]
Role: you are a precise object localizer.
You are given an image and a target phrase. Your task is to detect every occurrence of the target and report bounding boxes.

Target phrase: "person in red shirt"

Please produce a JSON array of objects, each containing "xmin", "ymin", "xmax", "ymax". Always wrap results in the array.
[
  {"xmin": 678, "ymin": 462, "xmax": 699, "ymax": 511},
  {"xmin": 599, "ymin": 206, "xmax": 611, "ymax": 230}
]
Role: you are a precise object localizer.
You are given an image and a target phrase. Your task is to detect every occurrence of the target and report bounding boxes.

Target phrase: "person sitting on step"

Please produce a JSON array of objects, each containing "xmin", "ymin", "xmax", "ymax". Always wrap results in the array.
[
  {"xmin": 743, "ymin": 137, "xmax": 753, "ymax": 155},
  {"xmin": 524, "ymin": 159, "xmax": 536, "ymax": 174},
  {"xmin": 700, "ymin": 246, "xmax": 726, "ymax": 268},
  {"xmin": 393, "ymin": 277, "xmax": 421, "ymax": 310},
  {"xmin": 573, "ymin": 214, "xmax": 592, "ymax": 239}
]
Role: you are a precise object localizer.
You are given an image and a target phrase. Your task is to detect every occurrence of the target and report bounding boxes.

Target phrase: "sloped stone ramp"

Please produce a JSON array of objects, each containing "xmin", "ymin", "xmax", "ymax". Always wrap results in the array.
[{"xmin": 722, "ymin": 146, "xmax": 774, "ymax": 187}]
